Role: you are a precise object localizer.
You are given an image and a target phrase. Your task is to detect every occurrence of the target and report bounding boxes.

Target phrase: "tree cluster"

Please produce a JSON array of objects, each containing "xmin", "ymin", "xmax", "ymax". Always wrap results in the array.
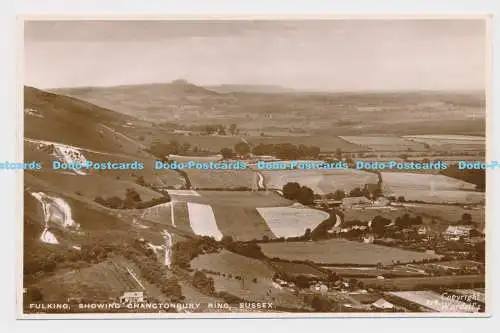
[
  {"xmin": 171, "ymin": 237, "xmax": 219, "ymax": 268},
  {"xmin": 251, "ymin": 143, "xmax": 320, "ymax": 160},
  {"xmin": 441, "ymin": 165, "xmax": 485, "ymax": 191},
  {"xmin": 283, "ymin": 182, "xmax": 314, "ymax": 205},
  {"xmin": 94, "ymin": 188, "xmax": 170, "ymax": 209},
  {"xmin": 192, "ymin": 270, "xmax": 215, "ymax": 295},
  {"xmin": 150, "ymin": 139, "xmax": 194, "ymax": 158}
]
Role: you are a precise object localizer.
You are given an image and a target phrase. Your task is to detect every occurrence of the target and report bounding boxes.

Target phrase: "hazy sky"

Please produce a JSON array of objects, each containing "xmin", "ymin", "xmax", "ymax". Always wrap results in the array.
[{"xmin": 24, "ymin": 19, "xmax": 487, "ymax": 91}]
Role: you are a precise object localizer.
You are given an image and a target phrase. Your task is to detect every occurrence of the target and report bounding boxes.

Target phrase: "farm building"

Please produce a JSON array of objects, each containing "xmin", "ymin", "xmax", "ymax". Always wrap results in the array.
[
  {"xmin": 362, "ymin": 233, "xmax": 375, "ymax": 244},
  {"xmin": 417, "ymin": 226, "xmax": 429, "ymax": 235},
  {"xmin": 172, "ymin": 129, "xmax": 194, "ymax": 135},
  {"xmin": 373, "ymin": 197, "xmax": 390, "ymax": 207},
  {"xmin": 371, "ymin": 298, "xmax": 395, "ymax": 310},
  {"xmin": 443, "ymin": 226, "xmax": 473, "ymax": 240},
  {"xmin": 314, "ymin": 198, "xmax": 343, "ymax": 208},
  {"xmin": 251, "ymin": 155, "xmax": 279, "ymax": 161},
  {"xmin": 342, "ymin": 197, "xmax": 372, "ymax": 209},
  {"xmin": 309, "ymin": 282, "xmax": 329, "ymax": 294},
  {"xmin": 119, "ymin": 291, "xmax": 147, "ymax": 304}
]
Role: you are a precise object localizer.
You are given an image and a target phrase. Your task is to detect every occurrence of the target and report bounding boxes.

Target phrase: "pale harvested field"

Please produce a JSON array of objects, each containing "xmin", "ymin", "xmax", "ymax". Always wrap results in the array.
[
  {"xmin": 381, "ymin": 172, "xmax": 483, "ymax": 204},
  {"xmin": 164, "ymin": 191, "xmax": 291, "ymax": 240},
  {"xmin": 187, "ymin": 202, "xmax": 223, "ymax": 241},
  {"xmin": 257, "ymin": 206, "xmax": 329, "ymax": 238}
]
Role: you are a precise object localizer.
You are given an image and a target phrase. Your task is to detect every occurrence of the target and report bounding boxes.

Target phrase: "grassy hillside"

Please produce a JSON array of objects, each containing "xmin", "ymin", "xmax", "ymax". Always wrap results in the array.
[{"xmin": 24, "ymin": 86, "xmax": 145, "ymax": 155}]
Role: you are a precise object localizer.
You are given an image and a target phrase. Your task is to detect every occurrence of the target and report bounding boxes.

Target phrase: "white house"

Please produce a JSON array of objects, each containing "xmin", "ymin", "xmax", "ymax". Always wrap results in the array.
[
  {"xmin": 372, "ymin": 298, "xmax": 394, "ymax": 310},
  {"xmin": 417, "ymin": 225, "xmax": 428, "ymax": 235},
  {"xmin": 443, "ymin": 225, "xmax": 473, "ymax": 240},
  {"xmin": 362, "ymin": 234, "xmax": 375, "ymax": 244},
  {"xmin": 309, "ymin": 282, "xmax": 329, "ymax": 294},
  {"xmin": 373, "ymin": 197, "xmax": 390, "ymax": 207}
]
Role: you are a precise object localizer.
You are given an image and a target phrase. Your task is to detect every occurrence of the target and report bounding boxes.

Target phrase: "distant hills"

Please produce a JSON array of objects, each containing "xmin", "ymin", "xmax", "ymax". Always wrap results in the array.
[
  {"xmin": 207, "ymin": 84, "xmax": 296, "ymax": 94},
  {"xmin": 51, "ymin": 80, "xmax": 486, "ymax": 136}
]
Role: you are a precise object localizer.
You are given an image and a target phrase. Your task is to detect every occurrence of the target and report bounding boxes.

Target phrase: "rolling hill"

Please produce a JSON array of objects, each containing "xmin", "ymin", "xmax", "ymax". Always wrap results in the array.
[{"xmin": 53, "ymin": 82, "xmax": 486, "ymax": 135}]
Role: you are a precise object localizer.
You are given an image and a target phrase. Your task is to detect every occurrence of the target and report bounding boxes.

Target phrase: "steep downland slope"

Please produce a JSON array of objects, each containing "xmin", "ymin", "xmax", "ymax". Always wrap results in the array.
[{"xmin": 24, "ymin": 86, "xmax": 148, "ymax": 157}]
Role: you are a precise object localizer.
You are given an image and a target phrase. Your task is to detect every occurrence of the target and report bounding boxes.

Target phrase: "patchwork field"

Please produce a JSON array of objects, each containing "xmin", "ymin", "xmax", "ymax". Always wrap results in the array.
[
  {"xmin": 381, "ymin": 172, "xmax": 483, "ymax": 204},
  {"xmin": 270, "ymin": 261, "xmax": 327, "ymax": 278},
  {"xmin": 190, "ymin": 250, "xmax": 309, "ymax": 310},
  {"xmin": 321, "ymin": 266, "xmax": 426, "ymax": 278},
  {"xmin": 186, "ymin": 170, "xmax": 258, "ymax": 190},
  {"xmin": 172, "ymin": 201, "xmax": 195, "ymax": 234},
  {"xmin": 404, "ymin": 204, "xmax": 485, "ymax": 231},
  {"xmin": 257, "ymin": 206, "xmax": 329, "ymax": 238},
  {"xmin": 191, "ymin": 250, "xmax": 275, "ymax": 279},
  {"xmin": 210, "ymin": 205, "xmax": 275, "ymax": 241},
  {"xmin": 389, "ymin": 290, "xmax": 480, "ymax": 313},
  {"xmin": 167, "ymin": 190, "xmax": 292, "ymax": 207},
  {"xmin": 360, "ymin": 275, "xmax": 484, "ymax": 290},
  {"xmin": 260, "ymin": 239, "xmax": 442, "ymax": 265},
  {"xmin": 263, "ymin": 169, "xmax": 379, "ymax": 194},
  {"xmin": 340, "ymin": 136, "xmax": 427, "ymax": 151},
  {"xmin": 404, "ymin": 135, "xmax": 485, "ymax": 151},
  {"xmin": 342, "ymin": 206, "xmax": 407, "ymax": 223},
  {"xmin": 247, "ymin": 135, "xmax": 365, "ymax": 152},
  {"xmin": 153, "ymin": 191, "xmax": 326, "ymax": 240}
]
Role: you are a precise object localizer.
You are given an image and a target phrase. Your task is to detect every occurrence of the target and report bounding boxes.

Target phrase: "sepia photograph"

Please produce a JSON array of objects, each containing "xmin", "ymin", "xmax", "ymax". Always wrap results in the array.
[{"xmin": 20, "ymin": 17, "xmax": 489, "ymax": 318}]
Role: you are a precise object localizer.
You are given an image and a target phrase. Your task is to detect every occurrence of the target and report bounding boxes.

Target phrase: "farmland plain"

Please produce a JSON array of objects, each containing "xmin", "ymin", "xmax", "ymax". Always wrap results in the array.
[
  {"xmin": 210, "ymin": 205, "xmax": 275, "ymax": 241},
  {"xmin": 270, "ymin": 261, "xmax": 327, "ymax": 278},
  {"xmin": 186, "ymin": 170, "xmax": 258, "ymax": 190},
  {"xmin": 340, "ymin": 136, "xmax": 428, "ymax": 151},
  {"xmin": 262, "ymin": 169, "xmax": 379, "ymax": 194},
  {"xmin": 260, "ymin": 239, "xmax": 442, "ymax": 265},
  {"xmin": 381, "ymin": 172, "xmax": 483, "ymax": 204},
  {"xmin": 257, "ymin": 206, "xmax": 329, "ymax": 238},
  {"xmin": 404, "ymin": 135, "xmax": 485, "ymax": 152},
  {"xmin": 191, "ymin": 249, "xmax": 275, "ymax": 279},
  {"xmin": 190, "ymin": 250, "xmax": 309, "ymax": 310},
  {"xmin": 167, "ymin": 190, "xmax": 292, "ymax": 207},
  {"xmin": 361, "ymin": 275, "xmax": 484, "ymax": 290}
]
